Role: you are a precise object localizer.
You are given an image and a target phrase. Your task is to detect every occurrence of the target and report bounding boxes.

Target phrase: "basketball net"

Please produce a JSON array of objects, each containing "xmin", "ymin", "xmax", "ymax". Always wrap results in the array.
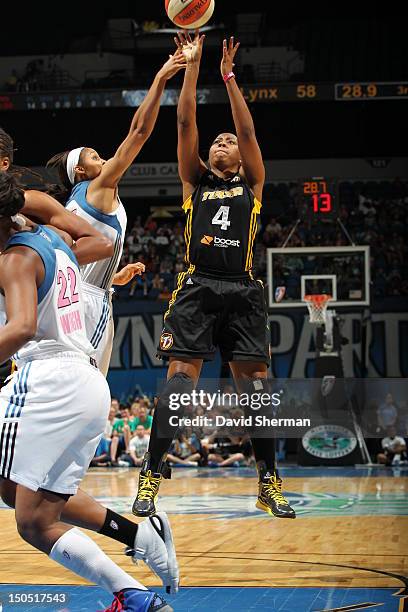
[{"xmin": 304, "ymin": 294, "xmax": 332, "ymax": 325}]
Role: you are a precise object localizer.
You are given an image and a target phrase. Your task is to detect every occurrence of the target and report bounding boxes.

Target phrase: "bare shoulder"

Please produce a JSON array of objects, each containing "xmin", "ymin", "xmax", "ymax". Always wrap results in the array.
[
  {"xmin": 0, "ymin": 246, "xmax": 39, "ymax": 279},
  {"xmin": 86, "ymin": 179, "xmax": 117, "ymax": 213}
]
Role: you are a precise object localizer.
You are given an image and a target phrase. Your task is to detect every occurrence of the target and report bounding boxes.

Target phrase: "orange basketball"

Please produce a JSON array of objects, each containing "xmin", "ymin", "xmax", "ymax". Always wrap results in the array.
[{"xmin": 165, "ymin": 0, "xmax": 215, "ymax": 29}]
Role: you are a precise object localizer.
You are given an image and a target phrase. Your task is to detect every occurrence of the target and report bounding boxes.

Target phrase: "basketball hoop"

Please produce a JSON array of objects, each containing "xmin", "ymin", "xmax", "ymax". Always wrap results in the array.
[{"xmin": 304, "ymin": 294, "xmax": 332, "ymax": 324}]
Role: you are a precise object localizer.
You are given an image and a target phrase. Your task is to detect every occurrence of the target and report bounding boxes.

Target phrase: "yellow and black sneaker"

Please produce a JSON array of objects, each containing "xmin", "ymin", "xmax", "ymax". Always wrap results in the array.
[
  {"xmin": 256, "ymin": 463, "xmax": 296, "ymax": 519},
  {"xmin": 132, "ymin": 452, "xmax": 171, "ymax": 517}
]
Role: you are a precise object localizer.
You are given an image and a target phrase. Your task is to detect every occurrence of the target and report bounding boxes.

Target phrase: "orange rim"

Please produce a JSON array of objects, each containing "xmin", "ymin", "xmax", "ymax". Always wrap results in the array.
[{"xmin": 304, "ymin": 294, "xmax": 332, "ymax": 304}]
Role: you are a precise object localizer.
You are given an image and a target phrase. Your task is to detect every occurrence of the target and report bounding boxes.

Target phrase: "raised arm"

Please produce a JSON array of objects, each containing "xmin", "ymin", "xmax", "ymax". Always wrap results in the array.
[
  {"xmin": 221, "ymin": 37, "xmax": 265, "ymax": 201},
  {"xmin": 175, "ymin": 31, "xmax": 207, "ymax": 201},
  {"xmin": 91, "ymin": 50, "xmax": 187, "ymax": 191},
  {"xmin": 22, "ymin": 190, "xmax": 114, "ymax": 265}
]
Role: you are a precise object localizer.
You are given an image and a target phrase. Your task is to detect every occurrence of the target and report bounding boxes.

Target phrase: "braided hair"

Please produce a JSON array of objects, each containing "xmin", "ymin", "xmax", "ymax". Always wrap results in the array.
[
  {"xmin": 0, "ymin": 127, "xmax": 14, "ymax": 164},
  {"xmin": 0, "ymin": 172, "xmax": 25, "ymax": 218},
  {"xmin": 46, "ymin": 151, "xmax": 72, "ymax": 204}
]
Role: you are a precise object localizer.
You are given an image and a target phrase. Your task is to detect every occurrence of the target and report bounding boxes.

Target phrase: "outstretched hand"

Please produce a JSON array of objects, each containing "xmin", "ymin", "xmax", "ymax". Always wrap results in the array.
[
  {"xmin": 159, "ymin": 48, "xmax": 188, "ymax": 80},
  {"xmin": 113, "ymin": 262, "xmax": 145, "ymax": 286},
  {"xmin": 174, "ymin": 29, "xmax": 205, "ymax": 64},
  {"xmin": 221, "ymin": 36, "xmax": 240, "ymax": 77}
]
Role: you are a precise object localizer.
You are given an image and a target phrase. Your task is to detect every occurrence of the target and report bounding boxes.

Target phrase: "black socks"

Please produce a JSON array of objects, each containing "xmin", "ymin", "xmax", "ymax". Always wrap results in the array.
[{"xmin": 98, "ymin": 508, "xmax": 138, "ymax": 548}]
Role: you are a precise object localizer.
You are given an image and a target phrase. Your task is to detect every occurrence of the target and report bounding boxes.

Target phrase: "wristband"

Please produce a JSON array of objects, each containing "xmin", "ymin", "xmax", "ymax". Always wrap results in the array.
[{"xmin": 223, "ymin": 71, "xmax": 235, "ymax": 83}]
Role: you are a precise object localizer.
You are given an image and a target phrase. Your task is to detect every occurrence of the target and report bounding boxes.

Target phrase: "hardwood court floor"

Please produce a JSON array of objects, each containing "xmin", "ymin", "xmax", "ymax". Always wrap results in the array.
[{"xmin": 0, "ymin": 467, "xmax": 407, "ymax": 592}]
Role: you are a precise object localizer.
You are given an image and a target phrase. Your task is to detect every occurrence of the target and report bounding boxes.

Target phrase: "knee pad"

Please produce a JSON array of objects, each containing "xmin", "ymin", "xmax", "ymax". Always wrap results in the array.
[{"xmin": 156, "ymin": 372, "xmax": 194, "ymax": 419}]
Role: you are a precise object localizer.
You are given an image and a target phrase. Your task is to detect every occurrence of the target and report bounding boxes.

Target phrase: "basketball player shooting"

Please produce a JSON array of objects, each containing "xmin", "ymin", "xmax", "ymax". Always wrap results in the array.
[{"xmin": 132, "ymin": 31, "xmax": 295, "ymax": 521}]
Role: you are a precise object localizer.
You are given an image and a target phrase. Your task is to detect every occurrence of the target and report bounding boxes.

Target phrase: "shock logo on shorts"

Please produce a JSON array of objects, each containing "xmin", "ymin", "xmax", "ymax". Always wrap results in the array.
[{"xmin": 160, "ymin": 332, "xmax": 174, "ymax": 351}]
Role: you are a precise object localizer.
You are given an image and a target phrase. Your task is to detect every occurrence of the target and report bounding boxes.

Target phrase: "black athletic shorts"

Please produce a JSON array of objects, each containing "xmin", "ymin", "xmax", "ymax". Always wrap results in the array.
[{"xmin": 157, "ymin": 271, "xmax": 270, "ymax": 365}]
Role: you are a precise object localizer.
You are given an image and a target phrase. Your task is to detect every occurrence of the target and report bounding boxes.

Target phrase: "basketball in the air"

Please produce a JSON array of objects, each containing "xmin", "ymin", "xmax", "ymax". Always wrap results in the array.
[{"xmin": 165, "ymin": 0, "xmax": 215, "ymax": 29}]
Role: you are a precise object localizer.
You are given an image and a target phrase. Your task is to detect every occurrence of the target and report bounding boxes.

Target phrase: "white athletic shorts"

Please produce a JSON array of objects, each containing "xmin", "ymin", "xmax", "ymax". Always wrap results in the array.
[
  {"xmin": 0, "ymin": 352, "xmax": 110, "ymax": 495},
  {"xmin": 82, "ymin": 282, "xmax": 114, "ymax": 377}
]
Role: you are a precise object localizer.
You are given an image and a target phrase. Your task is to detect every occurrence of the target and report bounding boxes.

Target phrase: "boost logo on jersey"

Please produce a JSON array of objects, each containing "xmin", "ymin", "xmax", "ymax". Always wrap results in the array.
[
  {"xmin": 201, "ymin": 235, "xmax": 240, "ymax": 248},
  {"xmin": 201, "ymin": 235, "xmax": 213, "ymax": 245}
]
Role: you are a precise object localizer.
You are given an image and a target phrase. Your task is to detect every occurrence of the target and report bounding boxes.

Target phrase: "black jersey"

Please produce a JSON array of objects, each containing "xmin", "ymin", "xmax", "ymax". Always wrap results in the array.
[{"xmin": 182, "ymin": 170, "xmax": 261, "ymax": 278}]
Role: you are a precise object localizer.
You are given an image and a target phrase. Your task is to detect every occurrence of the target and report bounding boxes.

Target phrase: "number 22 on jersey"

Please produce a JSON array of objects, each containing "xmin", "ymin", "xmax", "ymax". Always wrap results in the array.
[{"xmin": 57, "ymin": 267, "xmax": 79, "ymax": 309}]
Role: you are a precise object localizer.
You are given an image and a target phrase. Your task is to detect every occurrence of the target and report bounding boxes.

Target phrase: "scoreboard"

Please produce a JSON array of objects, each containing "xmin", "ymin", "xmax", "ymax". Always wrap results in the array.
[
  {"xmin": 297, "ymin": 178, "xmax": 338, "ymax": 220},
  {"xmin": 0, "ymin": 81, "xmax": 407, "ymax": 111}
]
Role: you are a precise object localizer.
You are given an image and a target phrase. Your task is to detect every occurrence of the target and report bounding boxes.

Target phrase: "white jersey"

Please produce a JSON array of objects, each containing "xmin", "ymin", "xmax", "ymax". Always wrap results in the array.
[
  {"xmin": 0, "ymin": 225, "xmax": 94, "ymax": 368},
  {"xmin": 66, "ymin": 180, "xmax": 127, "ymax": 290},
  {"xmin": 382, "ymin": 436, "xmax": 406, "ymax": 450}
]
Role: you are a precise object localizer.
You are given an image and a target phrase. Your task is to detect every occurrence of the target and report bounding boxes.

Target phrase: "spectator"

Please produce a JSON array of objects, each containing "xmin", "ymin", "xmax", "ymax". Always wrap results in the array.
[
  {"xmin": 265, "ymin": 217, "xmax": 282, "ymax": 237},
  {"xmin": 5, "ymin": 69, "xmax": 20, "ymax": 92},
  {"xmin": 152, "ymin": 273, "xmax": 164, "ymax": 290},
  {"xmin": 377, "ymin": 393, "xmax": 398, "ymax": 434},
  {"xmin": 377, "ymin": 426, "xmax": 407, "ymax": 466},
  {"xmin": 206, "ymin": 434, "xmax": 253, "ymax": 467},
  {"xmin": 110, "ymin": 406, "xmax": 131, "ymax": 466},
  {"xmin": 111, "ymin": 397, "xmax": 120, "ymax": 416},
  {"xmin": 144, "ymin": 215, "xmax": 157, "ymax": 233},
  {"xmin": 130, "ymin": 404, "xmax": 153, "ymax": 434},
  {"xmin": 90, "ymin": 403, "xmax": 118, "ymax": 466},
  {"xmin": 166, "ymin": 431, "xmax": 201, "ymax": 467},
  {"xmin": 127, "ymin": 425, "xmax": 150, "ymax": 466}
]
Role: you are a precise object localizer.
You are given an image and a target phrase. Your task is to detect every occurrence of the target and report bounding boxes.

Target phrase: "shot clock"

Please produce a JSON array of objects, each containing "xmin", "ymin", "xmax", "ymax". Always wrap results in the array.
[{"xmin": 297, "ymin": 177, "xmax": 338, "ymax": 220}]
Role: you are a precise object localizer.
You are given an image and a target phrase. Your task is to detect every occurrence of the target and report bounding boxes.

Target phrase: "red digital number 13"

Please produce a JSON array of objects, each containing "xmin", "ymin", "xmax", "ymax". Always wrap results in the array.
[{"xmin": 312, "ymin": 193, "xmax": 332, "ymax": 213}]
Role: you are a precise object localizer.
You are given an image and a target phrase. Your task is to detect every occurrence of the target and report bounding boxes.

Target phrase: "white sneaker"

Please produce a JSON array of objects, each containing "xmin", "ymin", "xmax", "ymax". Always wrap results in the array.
[
  {"xmin": 125, "ymin": 511, "xmax": 179, "ymax": 594},
  {"xmin": 392, "ymin": 454, "xmax": 401, "ymax": 466}
]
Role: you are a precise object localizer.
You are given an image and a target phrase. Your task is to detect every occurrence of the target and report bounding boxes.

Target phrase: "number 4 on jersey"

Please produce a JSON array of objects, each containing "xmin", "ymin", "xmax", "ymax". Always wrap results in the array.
[{"xmin": 212, "ymin": 206, "xmax": 230, "ymax": 231}]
